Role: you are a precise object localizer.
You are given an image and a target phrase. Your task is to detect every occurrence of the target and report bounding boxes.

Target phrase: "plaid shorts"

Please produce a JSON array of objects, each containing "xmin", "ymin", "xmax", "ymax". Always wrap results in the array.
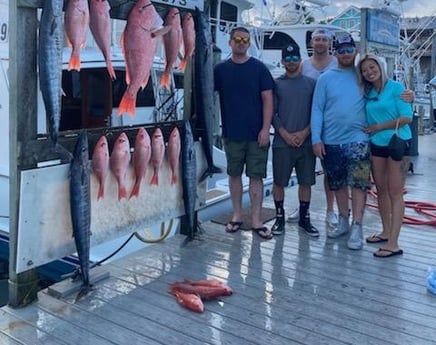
[{"xmin": 324, "ymin": 141, "xmax": 371, "ymax": 191}]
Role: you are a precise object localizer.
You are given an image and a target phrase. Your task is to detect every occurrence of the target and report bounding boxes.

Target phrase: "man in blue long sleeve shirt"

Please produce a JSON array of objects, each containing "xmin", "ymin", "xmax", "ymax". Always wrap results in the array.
[{"xmin": 311, "ymin": 34, "xmax": 371, "ymax": 250}]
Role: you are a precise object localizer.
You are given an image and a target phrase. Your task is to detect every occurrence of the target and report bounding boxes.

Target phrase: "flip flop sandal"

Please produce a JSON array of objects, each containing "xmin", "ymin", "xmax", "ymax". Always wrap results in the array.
[
  {"xmin": 373, "ymin": 248, "xmax": 403, "ymax": 258},
  {"xmin": 366, "ymin": 234, "xmax": 389, "ymax": 243},
  {"xmin": 252, "ymin": 226, "xmax": 273, "ymax": 240},
  {"xmin": 225, "ymin": 221, "xmax": 243, "ymax": 233}
]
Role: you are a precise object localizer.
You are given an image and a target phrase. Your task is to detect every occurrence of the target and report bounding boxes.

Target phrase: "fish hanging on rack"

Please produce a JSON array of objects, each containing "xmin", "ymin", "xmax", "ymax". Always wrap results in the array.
[
  {"xmin": 110, "ymin": 132, "xmax": 131, "ymax": 200},
  {"xmin": 91, "ymin": 135, "xmax": 109, "ymax": 200},
  {"xmin": 118, "ymin": 0, "xmax": 170, "ymax": 117},
  {"xmin": 64, "ymin": 0, "xmax": 89, "ymax": 71},
  {"xmin": 130, "ymin": 127, "xmax": 152, "ymax": 198},
  {"xmin": 179, "ymin": 12, "xmax": 195, "ymax": 72}
]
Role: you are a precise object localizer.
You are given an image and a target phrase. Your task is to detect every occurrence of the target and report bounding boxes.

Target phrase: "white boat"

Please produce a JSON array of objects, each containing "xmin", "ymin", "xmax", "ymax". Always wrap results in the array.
[{"xmin": 0, "ymin": 0, "xmax": 349, "ymax": 268}]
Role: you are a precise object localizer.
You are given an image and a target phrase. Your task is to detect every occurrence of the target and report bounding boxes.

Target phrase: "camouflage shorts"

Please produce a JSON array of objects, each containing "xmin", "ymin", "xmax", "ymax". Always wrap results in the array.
[{"xmin": 324, "ymin": 141, "xmax": 371, "ymax": 191}]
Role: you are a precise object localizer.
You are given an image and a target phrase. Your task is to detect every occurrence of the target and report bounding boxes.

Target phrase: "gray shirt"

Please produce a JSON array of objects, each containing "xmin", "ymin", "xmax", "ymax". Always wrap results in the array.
[
  {"xmin": 273, "ymin": 74, "xmax": 316, "ymax": 148},
  {"xmin": 301, "ymin": 57, "xmax": 338, "ymax": 80}
]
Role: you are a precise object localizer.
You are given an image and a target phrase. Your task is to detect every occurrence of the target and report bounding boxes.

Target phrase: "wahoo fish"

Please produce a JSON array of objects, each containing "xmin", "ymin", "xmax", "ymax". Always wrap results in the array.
[
  {"xmin": 89, "ymin": 0, "xmax": 116, "ymax": 79},
  {"xmin": 39, "ymin": 0, "xmax": 63, "ymax": 147},
  {"xmin": 64, "ymin": 0, "xmax": 89, "ymax": 71},
  {"xmin": 150, "ymin": 128, "xmax": 165, "ymax": 185},
  {"xmin": 167, "ymin": 126, "xmax": 181, "ymax": 185},
  {"xmin": 130, "ymin": 127, "xmax": 152, "ymax": 198},
  {"xmin": 110, "ymin": 132, "xmax": 131, "ymax": 200},
  {"xmin": 181, "ymin": 120, "xmax": 197, "ymax": 238},
  {"xmin": 194, "ymin": 9, "xmax": 222, "ymax": 182},
  {"xmin": 70, "ymin": 131, "xmax": 92, "ymax": 301},
  {"xmin": 160, "ymin": 7, "xmax": 183, "ymax": 90},
  {"xmin": 91, "ymin": 135, "xmax": 109, "ymax": 200},
  {"xmin": 179, "ymin": 12, "xmax": 195, "ymax": 72},
  {"xmin": 118, "ymin": 0, "xmax": 169, "ymax": 117}
]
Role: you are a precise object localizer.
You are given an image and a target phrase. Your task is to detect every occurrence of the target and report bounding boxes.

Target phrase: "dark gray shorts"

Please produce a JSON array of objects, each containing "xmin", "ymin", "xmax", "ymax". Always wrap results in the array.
[
  {"xmin": 223, "ymin": 139, "xmax": 269, "ymax": 179},
  {"xmin": 272, "ymin": 146, "xmax": 316, "ymax": 187}
]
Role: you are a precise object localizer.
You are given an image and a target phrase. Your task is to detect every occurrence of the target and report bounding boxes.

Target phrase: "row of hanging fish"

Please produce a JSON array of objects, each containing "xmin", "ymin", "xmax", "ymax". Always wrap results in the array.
[{"xmin": 91, "ymin": 126, "xmax": 182, "ymax": 201}]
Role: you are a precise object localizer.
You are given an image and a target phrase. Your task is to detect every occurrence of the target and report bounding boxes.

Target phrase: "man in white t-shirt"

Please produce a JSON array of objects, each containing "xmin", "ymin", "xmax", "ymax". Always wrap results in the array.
[{"xmin": 287, "ymin": 28, "xmax": 339, "ymax": 228}]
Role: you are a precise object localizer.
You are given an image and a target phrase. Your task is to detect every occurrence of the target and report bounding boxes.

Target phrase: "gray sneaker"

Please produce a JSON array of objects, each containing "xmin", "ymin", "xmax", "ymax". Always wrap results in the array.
[
  {"xmin": 327, "ymin": 214, "xmax": 350, "ymax": 238},
  {"xmin": 286, "ymin": 208, "xmax": 299, "ymax": 223},
  {"xmin": 347, "ymin": 222, "xmax": 363, "ymax": 250},
  {"xmin": 326, "ymin": 211, "xmax": 338, "ymax": 227}
]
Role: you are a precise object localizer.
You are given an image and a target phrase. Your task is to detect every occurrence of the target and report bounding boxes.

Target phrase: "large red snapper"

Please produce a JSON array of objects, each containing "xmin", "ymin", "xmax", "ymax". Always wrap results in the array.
[
  {"xmin": 150, "ymin": 128, "xmax": 165, "ymax": 185},
  {"xmin": 160, "ymin": 7, "xmax": 183, "ymax": 90},
  {"xmin": 130, "ymin": 127, "xmax": 152, "ymax": 199},
  {"xmin": 64, "ymin": 0, "xmax": 89, "ymax": 71},
  {"xmin": 179, "ymin": 12, "xmax": 195, "ymax": 72},
  {"xmin": 167, "ymin": 127, "xmax": 181, "ymax": 185},
  {"xmin": 91, "ymin": 135, "xmax": 110, "ymax": 200},
  {"xmin": 118, "ymin": 0, "xmax": 169, "ymax": 117},
  {"xmin": 110, "ymin": 132, "xmax": 131, "ymax": 200},
  {"xmin": 89, "ymin": 0, "xmax": 116, "ymax": 80}
]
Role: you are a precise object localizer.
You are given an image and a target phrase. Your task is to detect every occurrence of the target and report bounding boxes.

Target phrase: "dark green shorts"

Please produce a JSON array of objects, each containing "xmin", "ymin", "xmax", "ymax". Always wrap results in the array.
[{"xmin": 223, "ymin": 139, "xmax": 270, "ymax": 179}]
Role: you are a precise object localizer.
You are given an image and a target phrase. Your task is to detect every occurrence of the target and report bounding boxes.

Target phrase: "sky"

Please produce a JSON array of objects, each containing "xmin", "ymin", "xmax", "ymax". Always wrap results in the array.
[
  {"xmin": 256, "ymin": 0, "xmax": 436, "ymax": 22},
  {"xmin": 322, "ymin": 0, "xmax": 435, "ymax": 19}
]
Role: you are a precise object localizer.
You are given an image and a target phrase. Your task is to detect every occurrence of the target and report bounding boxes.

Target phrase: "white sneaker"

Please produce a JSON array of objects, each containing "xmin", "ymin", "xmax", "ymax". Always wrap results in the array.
[
  {"xmin": 326, "ymin": 211, "xmax": 338, "ymax": 227},
  {"xmin": 347, "ymin": 222, "xmax": 363, "ymax": 250},
  {"xmin": 327, "ymin": 214, "xmax": 349, "ymax": 238},
  {"xmin": 286, "ymin": 208, "xmax": 299, "ymax": 223}
]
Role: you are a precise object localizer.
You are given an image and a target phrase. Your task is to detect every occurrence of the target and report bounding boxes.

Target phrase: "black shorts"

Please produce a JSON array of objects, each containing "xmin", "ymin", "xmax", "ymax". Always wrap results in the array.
[{"xmin": 370, "ymin": 141, "xmax": 411, "ymax": 158}]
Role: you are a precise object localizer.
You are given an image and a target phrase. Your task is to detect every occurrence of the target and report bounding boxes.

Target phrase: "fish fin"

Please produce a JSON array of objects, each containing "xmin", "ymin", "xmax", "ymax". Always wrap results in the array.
[
  {"xmin": 151, "ymin": 25, "xmax": 171, "ymax": 38},
  {"xmin": 199, "ymin": 165, "xmax": 222, "ymax": 183},
  {"xmin": 129, "ymin": 181, "xmax": 141, "ymax": 199},
  {"xmin": 160, "ymin": 72, "xmax": 171, "ymax": 90},
  {"xmin": 178, "ymin": 58, "xmax": 187, "ymax": 72},
  {"xmin": 68, "ymin": 51, "xmax": 81, "ymax": 71},
  {"xmin": 106, "ymin": 60, "xmax": 116, "ymax": 80},
  {"xmin": 150, "ymin": 174, "xmax": 158, "ymax": 185},
  {"xmin": 97, "ymin": 183, "xmax": 105, "ymax": 200},
  {"xmin": 171, "ymin": 173, "xmax": 178, "ymax": 185},
  {"xmin": 118, "ymin": 92, "xmax": 136, "ymax": 117},
  {"xmin": 118, "ymin": 186, "xmax": 128, "ymax": 200}
]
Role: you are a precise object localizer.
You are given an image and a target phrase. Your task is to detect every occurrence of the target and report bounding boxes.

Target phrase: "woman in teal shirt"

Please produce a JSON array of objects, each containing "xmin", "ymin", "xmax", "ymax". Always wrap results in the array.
[{"xmin": 358, "ymin": 53, "xmax": 413, "ymax": 258}]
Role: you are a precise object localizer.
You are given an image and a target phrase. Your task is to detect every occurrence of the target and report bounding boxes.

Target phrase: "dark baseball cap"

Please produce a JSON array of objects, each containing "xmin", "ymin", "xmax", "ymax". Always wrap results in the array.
[
  {"xmin": 334, "ymin": 34, "xmax": 355, "ymax": 48},
  {"xmin": 282, "ymin": 43, "xmax": 301, "ymax": 59}
]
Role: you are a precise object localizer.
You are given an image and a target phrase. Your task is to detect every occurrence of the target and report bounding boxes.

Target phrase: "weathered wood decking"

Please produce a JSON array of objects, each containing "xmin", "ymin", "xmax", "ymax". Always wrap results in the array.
[{"xmin": 1, "ymin": 133, "xmax": 436, "ymax": 345}]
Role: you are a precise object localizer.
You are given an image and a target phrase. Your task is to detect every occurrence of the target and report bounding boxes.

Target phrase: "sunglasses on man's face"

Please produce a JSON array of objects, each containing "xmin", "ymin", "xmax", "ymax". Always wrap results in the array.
[
  {"xmin": 232, "ymin": 36, "xmax": 250, "ymax": 44},
  {"xmin": 283, "ymin": 55, "xmax": 300, "ymax": 63},
  {"xmin": 336, "ymin": 47, "xmax": 355, "ymax": 55}
]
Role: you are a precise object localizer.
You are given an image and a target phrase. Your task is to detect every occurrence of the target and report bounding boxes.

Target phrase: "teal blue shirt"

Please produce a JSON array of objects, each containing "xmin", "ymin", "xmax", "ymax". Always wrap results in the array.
[{"xmin": 365, "ymin": 79, "xmax": 413, "ymax": 146}]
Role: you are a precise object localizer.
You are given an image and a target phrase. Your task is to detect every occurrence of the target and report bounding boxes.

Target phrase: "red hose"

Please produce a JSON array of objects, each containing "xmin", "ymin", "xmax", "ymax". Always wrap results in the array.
[{"xmin": 366, "ymin": 188, "xmax": 436, "ymax": 226}]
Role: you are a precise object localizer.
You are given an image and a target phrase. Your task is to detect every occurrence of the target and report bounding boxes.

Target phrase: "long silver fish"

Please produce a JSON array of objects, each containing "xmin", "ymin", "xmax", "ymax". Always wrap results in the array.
[
  {"xmin": 193, "ymin": 8, "xmax": 222, "ymax": 182},
  {"xmin": 181, "ymin": 121, "xmax": 197, "ymax": 239},
  {"xmin": 39, "ymin": 0, "xmax": 63, "ymax": 147},
  {"xmin": 70, "ymin": 130, "xmax": 92, "ymax": 301}
]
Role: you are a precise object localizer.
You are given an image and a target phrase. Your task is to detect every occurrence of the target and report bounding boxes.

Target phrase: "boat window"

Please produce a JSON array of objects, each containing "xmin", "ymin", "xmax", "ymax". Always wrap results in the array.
[
  {"xmin": 112, "ymin": 70, "xmax": 155, "ymax": 108},
  {"xmin": 220, "ymin": 2, "xmax": 237, "ymax": 28},
  {"xmin": 262, "ymin": 32, "xmax": 296, "ymax": 50}
]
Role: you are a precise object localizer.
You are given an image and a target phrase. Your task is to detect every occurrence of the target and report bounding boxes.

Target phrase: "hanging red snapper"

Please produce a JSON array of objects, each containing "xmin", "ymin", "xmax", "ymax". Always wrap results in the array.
[
  {"xmin": 110, "ymin": 132, "xmax": 131, "ymax": 200},
  {"xmin": 167, "ymin": 126, "xmax": 181, "ymax": 185},
  {"xmin": 150, "ymin": 128, "xmax": 165, "ymax": 185},
  {"xmin": 91, "ymin": 135, "xmax": 110, "ymax": 200},
  {"xmin": 118, "ymin": 0, "xmax": 169, "ymax": 117},
  {"xmin": 130, "ymin": 127, "xmax": 152, "ymax": 199},
  {"xmin": 179, "ymin": 12, "xmax": 195, "ymax": 72},
  {"xmin": 160, "ymin": 7, "xmax": 183, "ymax": 90},
  {"xmin": 89, "ymin": 0, "xmax": 116, "ymax": 80},
  {"xmin": 64, "ymin": 0, "xmax": 89, "ymax": 71}
]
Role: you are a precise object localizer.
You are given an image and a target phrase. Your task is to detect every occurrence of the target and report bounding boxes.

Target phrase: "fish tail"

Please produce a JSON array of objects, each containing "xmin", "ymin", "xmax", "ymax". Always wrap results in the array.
[
  {"xmin": 97, "ymin": 183, "xmax": 105, "ymax": 200},
  {"xmin": 68, "ymin": 51, "xmax": 81, "ymax": 71},
  {"xmin": 150, "ymin": 173, "xmax": 159, "ymax": 185},
  {"xmin": 178, "ymin": 58, "xmax": 187, "ymax": 71},
  {"xmin": 160, "ymin": 71, "xmax": 171, "ymax": 90},
  {"xmin": 129, "ymin": 180, "xmax": 141, "ymax": 199},
  {"xmin": 118, "ymin": 91, "xmax": 136, "ymax": 117},
  {"xmin": 171, "ymin": 173, "xmax": 178, "ymax": 185},
  {"xmin": 106, "ymin": 59, "xmax": 116, "ymax": 80},
  {"xmin": 118, "ymin": 185, "xmax": 128, "ymax": 200},
  {"xmin": 199, "ymin": 165, "xmax": 222, "ymax": 183},
  {"xmin": 74, "ymin": 284, "xmax": 92, "ymax": 303}
]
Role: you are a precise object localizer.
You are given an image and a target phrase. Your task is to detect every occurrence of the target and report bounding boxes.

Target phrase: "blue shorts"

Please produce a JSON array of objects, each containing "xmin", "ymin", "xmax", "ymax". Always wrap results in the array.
[{"xmin": 324, "ymin": 141, "xmax": 371, "ymax": 191}]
